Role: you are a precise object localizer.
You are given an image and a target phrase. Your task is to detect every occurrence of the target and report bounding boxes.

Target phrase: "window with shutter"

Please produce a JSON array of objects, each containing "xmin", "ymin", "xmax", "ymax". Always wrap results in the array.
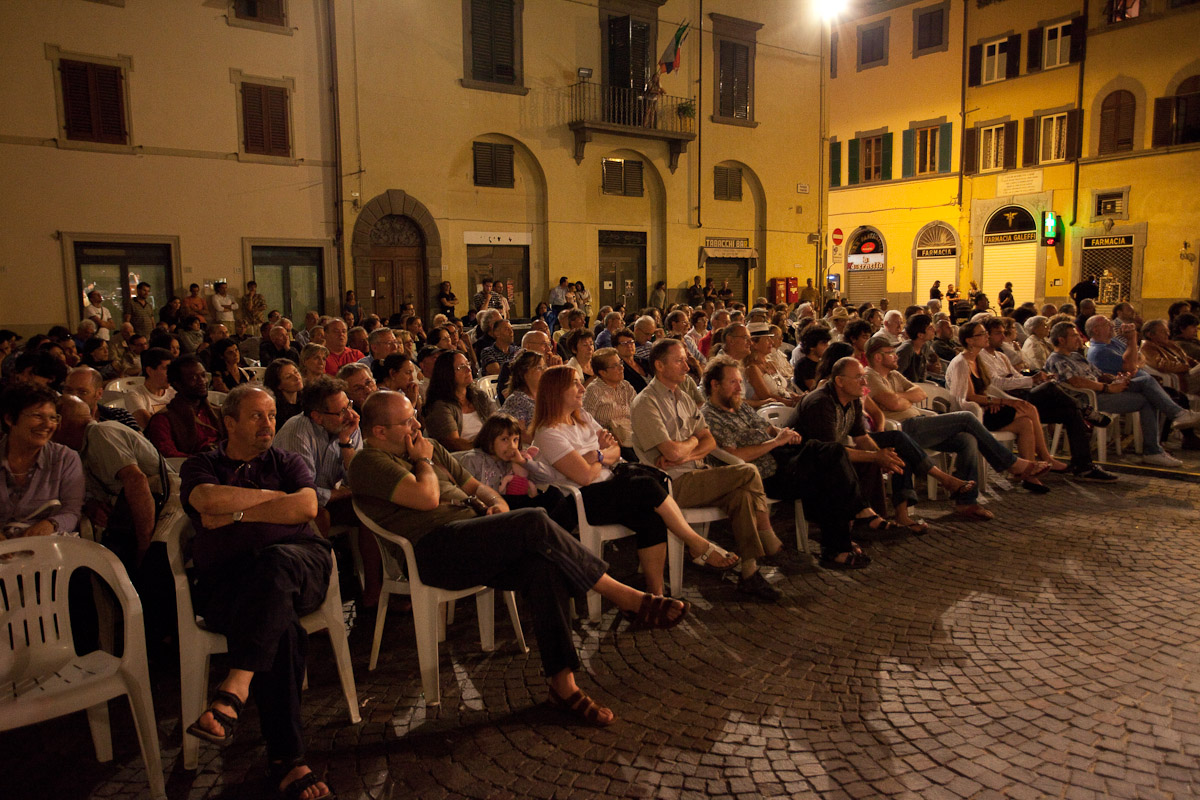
[
  {"xmin": 233, "ymin": 0, "xmax": 286, "ymax": 26},
  {"xmin": 982, "ymin": 38, "xmax": 1007, "ymax": 84},
  {"xmin": 859, "ymin": 25, "xmax": 887, "ymax": 67},
  {"xmin": 1099, "ymin": 91, "xmax": 1136, "ymax": 154},
  {"xmin": 829, "ymin": 140, "xmax": 841, "ymax": 187},
  {"xmin": 718, "ymin": 41, "xmax": 750, "ymax": 119},
  {"xmin": 1042, "ymin": 23, "xmax": 1070, "ymax": 69},
  {"xmin": 714, "ymin": 165, "xmax": 742, "ymax": 201},
  {"xmin": 710, "ymin": 15, "xmax": 761, "ymax": 125},
  {"xmin": 473, "ymin": 141, "xmax": 515, "ymax": 188},
  {"xmin": 980, "ymin": 124, "xmax": 1005, "ymax": 171},
  {"xmin": 59, "ymin": 59, "xmax": 127, "ymax": 145},
  {"xmin": 830, "ymin": 31, "xmax": 838, "ymax": 79},
  {"xmin": 914, "ymin": 126, "xmax": 939, "ymax": 175},
  {"xmin": 1038, "ymin": 113, "xmax": 1068, "ymax": 163},
  {"xmin": 241, "ymin": 82, "xmax": 290, "ymax": 158},
  {"xmin": 1152, "ymin": 76, "xmax": 1200, "ymax": 147},
  {"xmin": 860, "ymin": 135, "xmax": 883, "ymax": 183},
  {"xmin": 916, "ymin": 8, "xmax": 943, "ymax": 51},
  {"xmin": 471, "ymin": 0, "xmax": 516, "ymax": 84},
  {"xmin": 623, "ymin": 159, "xmax": 644, "ymax": 196},
  {"xmin": 601, "ymin": 158, "xmax": 643, "ymax": 196}
]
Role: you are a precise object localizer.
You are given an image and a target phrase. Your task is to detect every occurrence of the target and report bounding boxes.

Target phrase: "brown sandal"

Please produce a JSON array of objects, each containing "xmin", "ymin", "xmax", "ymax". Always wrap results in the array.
[
  {"xmin": 548, "ymin": 686, "xmax": 615, "ymax": 727},
  {"xmin": 626, "ymin": 592, "xmax": 690, "ymax": 629}
]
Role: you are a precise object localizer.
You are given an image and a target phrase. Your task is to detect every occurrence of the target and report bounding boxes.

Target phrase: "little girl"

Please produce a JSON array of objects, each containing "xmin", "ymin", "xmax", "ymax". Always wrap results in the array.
[{"xmin": 459, "ymin": 414, "xmax": 556, "ymax": 509}]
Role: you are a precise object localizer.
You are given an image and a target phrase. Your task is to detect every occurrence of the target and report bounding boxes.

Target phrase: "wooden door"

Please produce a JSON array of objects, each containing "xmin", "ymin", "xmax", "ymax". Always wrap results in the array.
[{"xmin": 369, "ymin": 245, "xmax": 424, "ymax": 321}]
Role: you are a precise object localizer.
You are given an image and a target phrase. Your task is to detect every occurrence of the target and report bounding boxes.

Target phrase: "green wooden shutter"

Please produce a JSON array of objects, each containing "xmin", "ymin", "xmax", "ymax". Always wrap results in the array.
[
  {"xmin": 938, "ymin": 122, "xmax": 952, "ymax": 172},
  {"xmin": 829, "ymin": 140, "xmax": 841, "ymax": 187},
  {"xmin": 847, "ymin": 138, "xmax": 860, "ymax": 185},
  {"xmin": 901, "ymin": 129, "xmax": 915, "ymax": 178},
  {"xmin": 1022, "ymin": 117, "xmax": 1037, "ymax": 167},
  {"xmin": 880, "ymin": 133, "xmax": 893, "ymax": 180}
]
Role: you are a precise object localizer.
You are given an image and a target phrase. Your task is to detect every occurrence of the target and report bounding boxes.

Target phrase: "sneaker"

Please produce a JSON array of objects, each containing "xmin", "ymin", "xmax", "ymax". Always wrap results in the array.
[
  {"xmin": 1072, "ymin": 466, "xmax": 1119, "ymax": 481},
  {"xmin": 736, "ymin": 569, "xmax": 781, "ymax": 602},
  {"xmin": 1142, "ymin": 452, "xmax": 1184, "ymax": 468},
  {"xmin": 1170, "ymin": 410, "xmax": 1200, "ymax": 430}
]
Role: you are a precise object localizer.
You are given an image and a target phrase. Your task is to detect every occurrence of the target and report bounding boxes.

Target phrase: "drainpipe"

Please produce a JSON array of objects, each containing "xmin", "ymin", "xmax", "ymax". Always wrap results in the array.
[
  {"xmin": 327, "ymin": 0, "xmax": 346, "ymax": 305},
  {"xmin": 696, "ymin": 0, "xmax": 703, "ymax": 230},
  {"xmin": 956, "ymin": 0, "xmax": 968, "ymax": 209},
  {"xmin": 1068, "ymin": 0, "xmax": 1089, "ymax": 227}
]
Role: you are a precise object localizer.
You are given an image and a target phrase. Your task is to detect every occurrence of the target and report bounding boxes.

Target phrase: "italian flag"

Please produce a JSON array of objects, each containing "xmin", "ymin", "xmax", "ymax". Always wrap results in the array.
[{"xmin": 658, "ymin": 21, "xmax": 690, "ymax": 74}]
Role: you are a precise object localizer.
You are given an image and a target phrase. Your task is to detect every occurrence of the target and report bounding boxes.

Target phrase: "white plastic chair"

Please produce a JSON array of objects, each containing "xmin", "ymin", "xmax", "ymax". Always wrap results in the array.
[
  {"xmin": 351, "ymin": 501, "xmax": 527, "ymax": 703},
  {"xmin": 207, "ymin": 391, "xmax": 227, "ymax": 408},
  {"xmin": 555, "ymin": 483, "xmax": 684, "ymax": 621},
  {"xmin": 165, "ymin": 517, "xmax": 361, "ymax": 771},
  {"xmin": 757, "ymin": 404, "xmax": 793, "ymax": 428},
  {"xmin": 0, "ymin": 537, "xmax": 165, "ymax": 800},
  {"xmin": 473, "ymin": 375, "xmax": 499, "ymax": 401},
  {"xmin": 100, "ymin": 393, "xmax": 128, "ymax": 411},
  {"xmin": 708, "ymin": 448, "xmax": 812, "ymax": 556},
  {"xmin": 247, "ymin": 366, "xmax": 267, "ymax": 383},
  {"xmin": 109, "ymin": 376, "xmax": 145, "ymax": 393}
]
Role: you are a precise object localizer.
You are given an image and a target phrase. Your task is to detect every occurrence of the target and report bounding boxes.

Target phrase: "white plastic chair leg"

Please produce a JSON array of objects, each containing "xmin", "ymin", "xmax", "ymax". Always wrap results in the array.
[
  {"xmin": 367, "ymin": 590, "xmax": 392, "ymax": 672},
  {"xmin": 124, "ymin": 679, "xmax": 167, "ymax": 799},
  {"xmin": 411, "ymin": 593, "xmax": 443, "ymax": 706},
  {"xmin": 180, "ymin": 650, "xmax": 211, "ymax": 770},
  {"xmin": 445, "ymin": 599, "xmax": 456, "ymax": 626},
  {"xmin": 318, "ymin": 603, "xmax": 362, "ymax": 724},
  {"xmin": 86, "ymin": 702, "xmax": 113, "ymax": 763},
  {"xmin": 1050, "ymin": 424, "xmax": 1063, "ymax": 457},
  {"xmin": 476, "ymin": 589, "xmax": 496, "ymax": 652},
  {"xmin": 794, "ymin": 500, "xmax": 810, "ymax": 556},
  {"xmin": 503, "ymin": 592, "xmax": 529, "ymax": 653},
  {"xmin": 667, "ymin": 535, "xmax": 685, "ymax": 597}
]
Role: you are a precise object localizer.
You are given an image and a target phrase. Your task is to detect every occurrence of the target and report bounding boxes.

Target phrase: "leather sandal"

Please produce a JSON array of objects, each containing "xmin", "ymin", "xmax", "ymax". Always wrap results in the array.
[
  {"xmin": 186, "ymin": 689, "xmax": 244, "ymax": 746},
  {"xmin": 954, "ymin": 504, "xmax": 994, "ymax": 521},
  {"xmin": 626, "ymin": 592, "xmax": 690, "ymax": 629},
  {"xmin": 690, "ymin": 542, "xmax": 739, "ymax": 571},
  {"xmin": 818, "ymin": 552, "xmax": 872, "ymax": 570},
  {"xmin": 548, "ymin": 686, "xmax": 615, "ymax": 727},
  {"xmin": 947, "ymin": 480, "xmax": 977, "ymax": 501},
  {"xmin": 269, "ymin": 759, "xmax": 335, "ymax": 800}
]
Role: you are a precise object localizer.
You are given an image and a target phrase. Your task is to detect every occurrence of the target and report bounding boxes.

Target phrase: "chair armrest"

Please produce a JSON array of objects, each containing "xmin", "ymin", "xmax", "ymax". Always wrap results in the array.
[{"xmin": 708, "ymin": 447, "xmax": 744, "ymax": 466}]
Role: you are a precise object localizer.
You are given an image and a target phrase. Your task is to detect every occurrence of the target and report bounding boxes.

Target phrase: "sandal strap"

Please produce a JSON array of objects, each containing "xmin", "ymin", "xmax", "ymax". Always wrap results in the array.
[
  {"xmin": 280, "ymin": 771, "xmax": 328, "ymax": 800},
  {"xmin": 212, "ymin": 689, "xmax": 245, "ymax": 715},
  {"xmin": 694, "ymin": 542, "xmax": 715, "ymax": 565}
]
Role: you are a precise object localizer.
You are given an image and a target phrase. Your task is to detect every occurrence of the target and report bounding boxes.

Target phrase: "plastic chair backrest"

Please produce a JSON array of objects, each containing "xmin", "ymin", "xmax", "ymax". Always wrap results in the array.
[
  {"xmin": 0, "ymin": 537, "xmax": 143, "ymax": 680},
  {"xmin": 248, "ymin": 366, "xmax": 267, "ymax": 382},
  {"xmin": 352, "ymin": 500, "xmax": 423, "ymax": 585},
  {"xmin": 757, "ymin": 404, "xmax": 790, "ymax": 427},
  {"xmin": 473, "ymin": 376, "xmax": 498, "ymax": 401},
  {"xmin": 110, "ymin": 376, "xmax": 146, "ymax": 393},
  {"xmin": 207, "ymin": 391, "xmax": 227, "ymax": 408}
]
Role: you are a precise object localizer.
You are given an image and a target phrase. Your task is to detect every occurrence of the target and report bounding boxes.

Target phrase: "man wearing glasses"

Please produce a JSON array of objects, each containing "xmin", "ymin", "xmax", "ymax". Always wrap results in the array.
[{"xmin": 181, "ymin": 383, "xmax": 335, "ymax": 800}]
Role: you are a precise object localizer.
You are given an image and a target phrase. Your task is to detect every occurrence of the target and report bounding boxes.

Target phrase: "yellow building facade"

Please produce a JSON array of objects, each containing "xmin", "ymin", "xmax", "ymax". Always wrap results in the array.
[
  {"xmin": 827, "ymin": 0, "xmax": 1200, "ymax": 317},
  {"xmin": 332, "ymin": 0, "xmax": 824, "ymax": 319},
  {"xmin": 0, "ymin": 0, "xmax": 340, "ymax": 337}
]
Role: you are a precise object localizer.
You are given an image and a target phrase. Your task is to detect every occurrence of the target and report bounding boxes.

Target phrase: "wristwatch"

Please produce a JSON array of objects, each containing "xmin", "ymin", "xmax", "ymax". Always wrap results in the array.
[
  {"xmin": 337, "ymin": 441, "xmax": 355, "ymax": 449},
  {"xmin": 232, "ymin": 510, "xmax": 244, "ymax": 523},
  {"xmin": 414, "ymin": 457, "xmax": 434, "ymax": 468},
  {"xmin": 595, "ymin": 449, "xmax": 604, "ymax": 464}
]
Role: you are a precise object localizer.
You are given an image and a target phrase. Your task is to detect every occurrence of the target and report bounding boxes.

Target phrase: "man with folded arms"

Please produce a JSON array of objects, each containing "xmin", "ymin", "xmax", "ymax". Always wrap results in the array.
[
  {"xmin": 631, "ymin": 339, "xmax": 783, "ymax": 601},
  {"xmin": 181, "ymin": 384, "xmax": 333, "ymax": 800},
  {"xmin": 349, "ymin": 390, "xmax": 687, "ymax": 726}
]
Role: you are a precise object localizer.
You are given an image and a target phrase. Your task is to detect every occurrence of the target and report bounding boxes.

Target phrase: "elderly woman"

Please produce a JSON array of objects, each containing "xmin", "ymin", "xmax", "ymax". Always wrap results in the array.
[
  {"xmin": 582, "ymin": 347, "xmax": 637, "ymax": 458},
  {"xmin": 1020, "ymin": 316, "xmax": 1052, "ymax": 370},
  {"xmin": 0, "ymin": 383, "xmax": 83, "ymax": 539},
  {"xmin": 947, "ymin": 321, "xmax": 1060, "ymax": 491},
  {"xmin": 424, "ymin": 350, "xmax": 496, "ymax": 451},
  {"xmin": 1142, "ymin": 318, "xmax": 1200, "ymax": 394},
  {"xmin": 999, "ymin": 317, "xmax": 1027, "ymax": 370},
  {"xmin": 532, "ymin": 366, "xmax": 738, "ymax": 594},
  {"xmin": 743, "ymin": 323, "xmax": 801, "ymax": 410},
  {"xmin": 564, "ymin": 328, "xmax": 596, "ymax": 385},
  {"xmin": 299, "ymin": 343, "xmax": 329, "ymax": 385},
  {"xmin": 1169, "ymin": 312, "xmax": 1200, "ymax": 361},
  {"xmin": 613, "ymin": 327, "xmax": 650, "ymax": 393},
  {"xmin": 263, "ymin": 357, "xmax": 304, "ymax": 425},
  {"xmin": 210, "ymin": 338, "xmax": 252, "ymax": 393},
  {"xmin": 500, "ymin": 350, "xmax": 545, "ymax": 442}
]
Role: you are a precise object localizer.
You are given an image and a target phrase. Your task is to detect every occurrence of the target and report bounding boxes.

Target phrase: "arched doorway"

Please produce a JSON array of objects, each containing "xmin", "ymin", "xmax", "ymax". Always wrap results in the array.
[
  {"xmin": 350, "ymin": 190, "xmax": 443, "ymax": 321},
  {"xmin": 981, "ymin": 206, "xmax": 1037, "ymax": 307},
  {"xmin": 912, "ymin": 222, "xmax": 960, "ymax": 302},
  {"xmin": 845, "ymin": 227, "xmax": 886, "ymax": 304}
]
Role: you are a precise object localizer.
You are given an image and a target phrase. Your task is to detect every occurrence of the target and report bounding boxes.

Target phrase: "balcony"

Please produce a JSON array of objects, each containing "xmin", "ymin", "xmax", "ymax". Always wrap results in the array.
[{"xmin": 567, "ymin": 82, "xmax": 697, "ymax": 172}]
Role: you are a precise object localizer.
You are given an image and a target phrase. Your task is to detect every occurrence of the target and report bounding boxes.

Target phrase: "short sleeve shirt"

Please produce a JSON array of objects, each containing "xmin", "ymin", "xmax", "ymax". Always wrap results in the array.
[
  {"xmin": 347, "ymin": 442, "xmax": 474, "ymax": 545},
  {"xmin": 701, "ymin": 401, "xmax": 776, "ymax": 478},
  {"xmin": 865, "ymin": 367, "xmax": 921, "ymax": 422},
  {"xmin": 531, "ymin": 415, "xmax": 609, "ymax": 487},
  {"xmin": 630, "ymin": 377, "xmax": 707, "ymax": 475},
  {"xmin": 1044, "ymin": 351, "xmax": 1102, "ymax": 382},
  {"xmin": 81, "ymin": 420, "xmax": 166, "ymax": 502},
  {"xmin": 1087, "ymin": 340, "xmax": 1127, "ymax": 374}
]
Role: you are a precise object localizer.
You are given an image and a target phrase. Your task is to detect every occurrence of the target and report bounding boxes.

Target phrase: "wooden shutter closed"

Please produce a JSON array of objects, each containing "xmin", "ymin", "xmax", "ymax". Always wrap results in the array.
[
  {"xmin": 60, "ymin": 59, "xmax": 126, "ymax": 144},
  {"xmin": 60, "ymin": 60, "xmax": 95, "ymax": 140},
  {"xmin": 602, "ymin": 158, "xmax": 624, "ymax": 194},
  {"xmin": 607, "ymin": 15, "xmax": 649, "ymax": 92},
  {"xmin": 963, "ymin": 127, "xmax": 978, "ymax": 175},
  {"xmin": 623, "ymin": 159, "xmax": 644, "ymax": 196},
  {"xmin": 719, "ymin": 40, "xmax": 750, "ymax": 119},
  {"xmin": 1099, "ymin": 91, "xmax": 1136, "ymax": 154},
  {"xmin": 714, "ymin": 165, "xmax": 742, "ymax": 200},
  {"xmin": 829, "ymin": 140, "xmax": 841, "ymax": 187},
  {"xmin": 1022, "ymin": 117, "xmax": 1038, "ymax": 167},
  {"xmin": 1152, "ymin": 96, "xmax": 1175, "ymax": 148},
  {"xmin": 236, "ymin": 0, "xmax": 285, "ymax": 25},
  {"xmin": 968, "ymin": 44, "xmax": 982, "ymax": 87},
  {"xmin": 473, "ymin": 142, "xmax": 495, "ymax": 186},
  {"xmin": 1065, "ymin": 109, "xmax": 1082, "ymax": 160},
  {"xmin": 901, "ymin": 128, "xmax": 915, "ymax": 178},
  {"xmin": 242, "ymin": 83, "xmax": 289, "ymax": 157},
  {"xmin": 880, "ymin": 132, "xmax": 893, "ymax": 180},
  {"xmin": 1027, "ymin": 27, "xmax": 1043, "ymax": 72},
  {"xmin": 1005, "ymin": 34, "xmax": 1021, "ymax": 79},
  {"xmin": 494, "ymin": 143, "xmax": 514, "ymax": 187},
  {"xmin": 1003, "ymin": 120, "xmax": 1018, "ymax": 169},
  {"xmin": 1068, "ymin": 16, "xmax": 1086, "ymax": 63},
  {"xmin": 472, "ymin": 0, "xmax": 515, "ymax": 83},
  {"xmin": 847, "ymin": 138, "xmax": 860, "ymax": 185},
  {"xmin": 938, "ymin": 122, "xmax": 953, "ymax": 172}
]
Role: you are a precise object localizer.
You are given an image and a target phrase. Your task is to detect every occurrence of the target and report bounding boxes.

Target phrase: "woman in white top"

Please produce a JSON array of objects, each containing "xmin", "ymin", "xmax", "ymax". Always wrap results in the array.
[
  {"xmin": 563, "ymin": 328, "xmax": 596, "ymax": 386},
  {"xmin": 532, "ymin": 366, "xmax": 739, "ymax": 596}
]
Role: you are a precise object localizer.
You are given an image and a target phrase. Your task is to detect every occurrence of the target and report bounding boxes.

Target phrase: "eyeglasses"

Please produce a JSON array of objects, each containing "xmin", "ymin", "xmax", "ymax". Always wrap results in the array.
[
  {"xmin": 380, "ymin": 414, "xmax": 417, "ymax": 428},
  {"xmin": 454, "ymin": 364, "xmax": 472, "ymax": 372},
  {"xmin": 318, "ymin": 404, "xmax": 354, "ymax": 417}
]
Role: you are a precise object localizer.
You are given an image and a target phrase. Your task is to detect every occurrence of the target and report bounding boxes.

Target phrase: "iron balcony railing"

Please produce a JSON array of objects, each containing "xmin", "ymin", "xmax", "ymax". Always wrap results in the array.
[{"xmin": 568, "ymin": 81, "xmax": 696, "ymax": 134}]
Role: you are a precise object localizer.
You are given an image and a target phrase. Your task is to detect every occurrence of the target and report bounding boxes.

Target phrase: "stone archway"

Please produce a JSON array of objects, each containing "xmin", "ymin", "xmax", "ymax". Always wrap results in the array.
[{"xmin": 350, "ymin": 190, "xmax": 442, "ymax": 319}]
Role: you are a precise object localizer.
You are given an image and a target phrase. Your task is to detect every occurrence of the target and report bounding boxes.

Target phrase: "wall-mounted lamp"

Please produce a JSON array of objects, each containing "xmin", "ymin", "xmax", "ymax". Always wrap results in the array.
[
  {"xmin": 577, "ymin": 67, "xmax": 593, "ymax": 81},
  {"xmin": 1182, "ymin": 241, "xmax": 1196, "ymax": 263}
]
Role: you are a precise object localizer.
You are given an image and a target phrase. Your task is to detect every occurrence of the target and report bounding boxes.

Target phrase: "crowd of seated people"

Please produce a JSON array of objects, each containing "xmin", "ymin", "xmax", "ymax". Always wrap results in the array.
[{"xmin": 7, "ymin": 283, "xmax": 1200, "ymax": 797}]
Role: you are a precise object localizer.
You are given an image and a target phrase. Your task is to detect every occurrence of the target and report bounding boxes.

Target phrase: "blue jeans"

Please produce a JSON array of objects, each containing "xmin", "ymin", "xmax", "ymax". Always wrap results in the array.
[
  {"xmin": 1094, "ymin": 374, "xmax": 1182, "ymax": 456},
  {"xmin": 899, "ymin": 411, "xmax": 1019, "ymax": 505}
]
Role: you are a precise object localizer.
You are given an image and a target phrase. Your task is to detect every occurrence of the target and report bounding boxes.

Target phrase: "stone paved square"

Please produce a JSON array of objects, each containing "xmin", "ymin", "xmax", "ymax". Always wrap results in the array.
[{"xmin": 5, "ymin": 467, "xmax": 1200, "ymax": 799}]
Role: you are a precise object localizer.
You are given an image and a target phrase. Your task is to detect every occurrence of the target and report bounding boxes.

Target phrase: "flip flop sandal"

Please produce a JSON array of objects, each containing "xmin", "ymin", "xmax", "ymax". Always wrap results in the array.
[
  {"xmin": 691, "ymin": 542, "xmax": 739, "ymax": 571},
  {"xmin": 899, "ymin": 519, "xmax": 930, "ymax": 535},
  {"xmin": 548, "ymin": 686, "xmax": 615, "ymax": 727},
  {"xmin": 852, "ymin": 514, "xmax": 898, "ymax": 533},
  {"xmin": 186, "ymin": 689, "xmax": 244, "ymax": 746},
  {"xmin": 818, "ymin": 552, "xmax": 872, "ymax": 570}
]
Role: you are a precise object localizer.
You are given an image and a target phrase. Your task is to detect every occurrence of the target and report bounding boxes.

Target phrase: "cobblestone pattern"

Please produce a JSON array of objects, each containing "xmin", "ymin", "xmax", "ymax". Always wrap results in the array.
[{"xmin": 6, "ymin": 474, "xmax": 1200, "ymax": 800}]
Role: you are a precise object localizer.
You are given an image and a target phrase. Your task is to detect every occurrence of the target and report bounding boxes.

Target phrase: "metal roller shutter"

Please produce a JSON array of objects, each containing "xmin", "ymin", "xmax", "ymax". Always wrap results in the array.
[
  {"xmin": 915, "ymin": 257, "xmax": 958, "ymax": 301},
  {"xmin": 845, "ymin": 258, "xmax": 887, "ymax": 304},
  {"xmin": 981, "ymin": 242, "xmax": 1038, "ymax": 308}
]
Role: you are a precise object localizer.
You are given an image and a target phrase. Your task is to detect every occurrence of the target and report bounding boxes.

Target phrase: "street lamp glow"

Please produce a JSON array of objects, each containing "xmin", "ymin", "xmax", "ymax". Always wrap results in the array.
[{"xmin": 819, "ymin": 0, "xmax": 848, "ymax": 20}]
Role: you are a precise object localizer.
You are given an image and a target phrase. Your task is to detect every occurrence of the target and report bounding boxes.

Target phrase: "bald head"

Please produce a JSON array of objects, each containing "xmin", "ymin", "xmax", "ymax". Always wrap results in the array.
[
  {"xmin": 53, "ymin": 394, "xmax": 94, "ymax": 450},
  {"xmin": 62, "ymin": 366, "xmax": 104, "ymax": 414}
]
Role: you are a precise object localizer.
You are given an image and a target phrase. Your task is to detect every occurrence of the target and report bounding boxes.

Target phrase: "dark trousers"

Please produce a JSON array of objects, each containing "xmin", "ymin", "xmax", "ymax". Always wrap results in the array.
[
  {"xmin": 194, "ymin": 538, "xmax": 332, "ymax": 763},
  {"xmin": 1011, "ymin": 383, "xmax": 1093, "ymax": 468},
  {"xmin": 867, "ymin": 430, "xmax": 930, "ymax": 508},
  {"xmin": 547, "ymin": 474, "xmax": 670, "ymax": 550},
  {"xmin": 412, "ymin": 508, "xmax": 608, "ymax": 678},
  {"xmin": 762, "ymin": 440, "xmax": 870, "ymax": 559}
]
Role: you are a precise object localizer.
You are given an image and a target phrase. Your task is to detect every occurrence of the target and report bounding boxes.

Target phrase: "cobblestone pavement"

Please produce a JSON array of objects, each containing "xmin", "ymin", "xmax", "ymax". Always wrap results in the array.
[{"xmin": 6, "ymin": 470, "xmax": 1200, "ymax": 800}]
